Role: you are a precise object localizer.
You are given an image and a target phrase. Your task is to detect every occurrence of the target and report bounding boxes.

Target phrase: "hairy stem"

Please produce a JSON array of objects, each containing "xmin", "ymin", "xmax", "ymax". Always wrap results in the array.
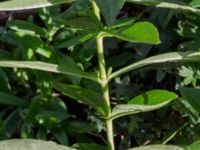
[{"xmin": 92, "ymin": 1, "xmax": 115, "ymax": 150}]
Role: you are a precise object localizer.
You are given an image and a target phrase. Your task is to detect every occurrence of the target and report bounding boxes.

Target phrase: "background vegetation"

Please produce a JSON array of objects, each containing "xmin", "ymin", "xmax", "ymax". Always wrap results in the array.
[{"xmin": 0, "ymin": 0, "xmax": 200, "ymax": 150}]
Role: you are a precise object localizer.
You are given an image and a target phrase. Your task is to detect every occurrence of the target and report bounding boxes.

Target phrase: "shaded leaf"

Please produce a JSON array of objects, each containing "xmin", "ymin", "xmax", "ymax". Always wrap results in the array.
[
  {"xmin": 77, "ymin": 143, "xmax": 107, "ymax": 150},
  {"xmin": 96, "ymin": 0, "xmax": 125, "ymax": 26},
  {"xmin": 0, "ymin": 92, "xmax": 30, "ymax": 107},
  {"xmin": 53, "ymin": 82, "xmax": 109, "ymax": 116},
  {"xmin": 179, "ymin": 87, "xmax": 200, "ymax": 113},
  {"xmin": 8, "ymin": 20, "xmax": 47, "ymax": 37}
]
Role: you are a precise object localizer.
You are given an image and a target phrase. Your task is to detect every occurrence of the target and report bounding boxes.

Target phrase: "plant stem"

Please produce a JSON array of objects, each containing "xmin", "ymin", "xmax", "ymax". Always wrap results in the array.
[{"xmin": 92, "ymin": 1, "xmax": 115, "ymax": 150}]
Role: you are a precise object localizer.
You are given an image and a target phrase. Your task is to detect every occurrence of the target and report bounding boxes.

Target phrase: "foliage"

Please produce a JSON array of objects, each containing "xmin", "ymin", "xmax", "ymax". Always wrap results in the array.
[{"xmin": 0, "ymin": 0, "xmax": 200, "ymax": 150}]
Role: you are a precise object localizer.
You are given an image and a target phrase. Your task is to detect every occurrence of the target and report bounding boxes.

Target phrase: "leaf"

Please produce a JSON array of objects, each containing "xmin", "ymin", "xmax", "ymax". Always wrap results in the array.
[
  {"xmin": 185, "ymin": 139, "xmax": 200, "ymax": 150},
  {"xmin": 0, "ymin": 0, "xmax": 76, "ymax": 11},
  {"xmin": 109, "ymin": 90, "xmax": 177, "ymax": 120},
  {"xmin": 53, "ymin": 129, "xmax": 69, "ymax": 146},
  {"xmin": 0, "ymin": 92, "xmax": 30, "ymax": 107},
  {"xmin": 0, "ymin": 139, "xmax": 75, "ymax": 150},
  {"xmin": 128, "ymin": 144, "xmax": 183, "ymax": 150},
  {"xmin": 8, "ymin": 20, "xmax": 47, "ymax": 37},
  {"xmin": 53, "ymin": 82, "xmax": 109, "ymax": 116},
  {"xmin": 77, "ymin": 143, "xmax": 107, "ymax": 150},
  {"xmin": 126, "ymin": 0, "xmax": 200, "ymax": 13},
  {"xmin": 108, "ymin": 51, "xmax": 200, "ymax": 81},
  {"xmin": 16, "ymin": 33, "xmax": 52, "ymax": 58},
  {"xmin": 105, "ymin": 22, "xmax": 160, "ymax": 44},
  {"xmin": 179, "ymin": 87, "xmax": 200, "ymax": 113},
  {"xmin": 0, "ymin": 61, "xmax": 98, "ymax": 82},
  {"xmin": 95, "ymin": 0, "xmax": 125, "ymax": 26}
]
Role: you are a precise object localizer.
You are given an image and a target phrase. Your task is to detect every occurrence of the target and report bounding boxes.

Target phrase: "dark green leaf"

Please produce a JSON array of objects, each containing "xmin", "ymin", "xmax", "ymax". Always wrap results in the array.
[
  {"xmin": 53, "ymin": 82, "xmax": 109, "ymax": 116},
  {"xmin": 8, "ymin": 20, "xmax": 47, "ymax": 37},
  {"xmin": 77, "ymin": 143, "xmax": 107, "ymax": 150},
  {"xmin": 180, "ymin": 87, "xmax": 200, "ymax": 113},
  {"xmin": 96, "ymin": 0, "xmax": 125, "ymax": 26},
  {"xmin": 0, "ymin": 92, "xmax": 30, "ymax": 107}
]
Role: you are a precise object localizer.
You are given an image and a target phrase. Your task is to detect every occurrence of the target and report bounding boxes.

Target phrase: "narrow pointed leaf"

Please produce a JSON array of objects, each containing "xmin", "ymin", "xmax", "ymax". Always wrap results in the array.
[
  {"xmin": 126, "ymin": 0, "xmax": 200, "ymax": 13},
  {"xmin": 0, "ymin": 0, "xmax": 76, "ymax": 11},
  {"xmin": 109, "ymin": 90, "xmax": 177, "ymax": 120},
  {"xmin": 96, "ymin": 0, "xmax": 125, "ymax": 26},
  {"xmin": 128, "ymin": 144, "xmax": 183, "ymax": 150},
  {"xmin": 105, "ymin": 22, "xmax": 160, "ymax": 44},
  {"xmin": 8, "ymin": 20, "xmax": 47, "ymax": 37},
  {"xmin": 109, "ymin": 51, "xmax": 200, "ymax": 81},
  {"xmin": 0, "ymin": 92, "xmax": 30, "ymax": 107},
  {"xmin": 179, "ymin": 87, "xmax": 200, "ymax": 113},
  {"xmin": 53, "ymin": 82, "xmax": 109, "ymax": 116},
  {"xmin": 0, "ymin": 139, "xmax": 75, "ymax": 150},
  {"xmin": 0, "ymin": 61, "xmax": 98, "ymax": 82}
]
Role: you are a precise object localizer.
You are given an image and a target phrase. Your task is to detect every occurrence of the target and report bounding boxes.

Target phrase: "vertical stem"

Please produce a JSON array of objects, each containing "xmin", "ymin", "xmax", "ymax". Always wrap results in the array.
[{"xmin": 92, "ymin": 1, "xmax": 115, "ymax": 150}]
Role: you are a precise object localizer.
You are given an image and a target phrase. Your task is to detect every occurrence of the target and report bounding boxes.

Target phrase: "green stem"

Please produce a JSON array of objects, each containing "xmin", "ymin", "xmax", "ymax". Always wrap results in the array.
[{"xmin": 92, "ymin": 1, "xmax": 115, "ymax": 150}]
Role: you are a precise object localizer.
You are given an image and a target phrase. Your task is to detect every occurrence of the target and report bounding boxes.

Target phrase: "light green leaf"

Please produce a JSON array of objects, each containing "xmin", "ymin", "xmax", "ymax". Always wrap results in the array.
[
  {"xmin": 104, "ymin": 22, "xmax": 160, "ymax": 44},
  {"xmin": 185, "ymin": 139, "xmax": 200, "ymax": 150},
  {"xmin": 179, "ymin": 87, "xmax": 200, "ymax": 113},
  {"xmin": 109, "ymin": 51, "xmax": 200, "ymax": 81},
  {"xmin": 0, "ymin": 139, "xmax": 75, "ymax": 150},
  {"xmin": 126, "ymin": 0, "xmax": 200, "ymax": 13},
  {"xmin": 128, "ymin": 144, "xmax": 183, "ymax": 150},
  {"xmin": 109, "ymin": 90, "xmax": 177, "ymax": 120},
  {"xmin": 96, "ymin": 0, "xmax": 125, "ymax": 26},
  {"xmin": 0, "ymin": 0, "xmax": 76, "ymax": 11},
  {"xmin": 53, "ymin": 82, "xmax": 109, "ymax": 116},
  {"xmin": 0, "ymin": 92, "xmax": 30, "ymax": 107},
  {"xmin": 0, "ymin": 61, "xmax": 98, "ymax": 82}
]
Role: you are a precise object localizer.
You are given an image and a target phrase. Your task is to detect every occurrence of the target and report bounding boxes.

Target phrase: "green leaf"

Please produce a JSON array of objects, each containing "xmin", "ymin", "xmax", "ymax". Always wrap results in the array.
[
  {"xmin": 77, "ymin": 143, "xmax": 107, "ymax": 150},
  {"xmin": 105, "ymin": 22, "xmax": 160, "ymax": 44},
  {"xmin": 96, "ymin": 0, "xmax": 125, "ymax": 26},
  {"xmin": 53, "ymin": 82, "xmax": 109, "ymax": 116},
  {"xmin": 0, "ymin": 61, "xmax": 98, "ymax": 82},
  {"xmin": 126, "ymin": 0, "xmax": 200, "ymax": 13},
  {"xmin": 179, "ymin": 87, "xmax": 200, "ymax": 113},
  {"xmin": 53, "ymin": 129, "xmax": 69, "ymax": 146},
  {"xmin": 109, "ymin": 90, "xmax": 177, "ymax": 120},
  {"xmin": 16, "ymin": 33, "xmax": 52, "ymax": 58},
  {"xmin": 0, "ymin": 92, "xmax": 30, "ymax": 107},
  {"xmin": 109, "ymin": 51, "xmax": 200, "ymax": 81},
  {"xmin": 0, "ymin": 139, "xmax": 75, "ymax": 150},
  {"xmin": 128, "ymin": 90, "xmax": 177, "ymax": 105},
  {"xmin": 8, "ymin": 20, "xmax": 47, "ymax": 37},
  {"xmin": 128, "ymin": 144, "xmax": 183, "ymax": 150},
  {"xmin": 0, "ymin": 0, "xmax": 76, "ymax": 11},
  {"xmin": 185, "ymin": 139, "xmax": 200, "ymax": 150}
]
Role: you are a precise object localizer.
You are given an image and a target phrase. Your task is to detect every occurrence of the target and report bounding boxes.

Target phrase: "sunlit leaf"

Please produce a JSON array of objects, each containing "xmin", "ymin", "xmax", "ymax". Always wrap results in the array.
[
  {"xmin": 0, "ymin": 0, "xmax": 76, "ymax": 11},
  {"xmin": 109, "ymin": 90, "xmax": 177, "ymax": 120},
  {"xmin": 128, "ymin": 144, "xmax": 183, "ymax": 150}
]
